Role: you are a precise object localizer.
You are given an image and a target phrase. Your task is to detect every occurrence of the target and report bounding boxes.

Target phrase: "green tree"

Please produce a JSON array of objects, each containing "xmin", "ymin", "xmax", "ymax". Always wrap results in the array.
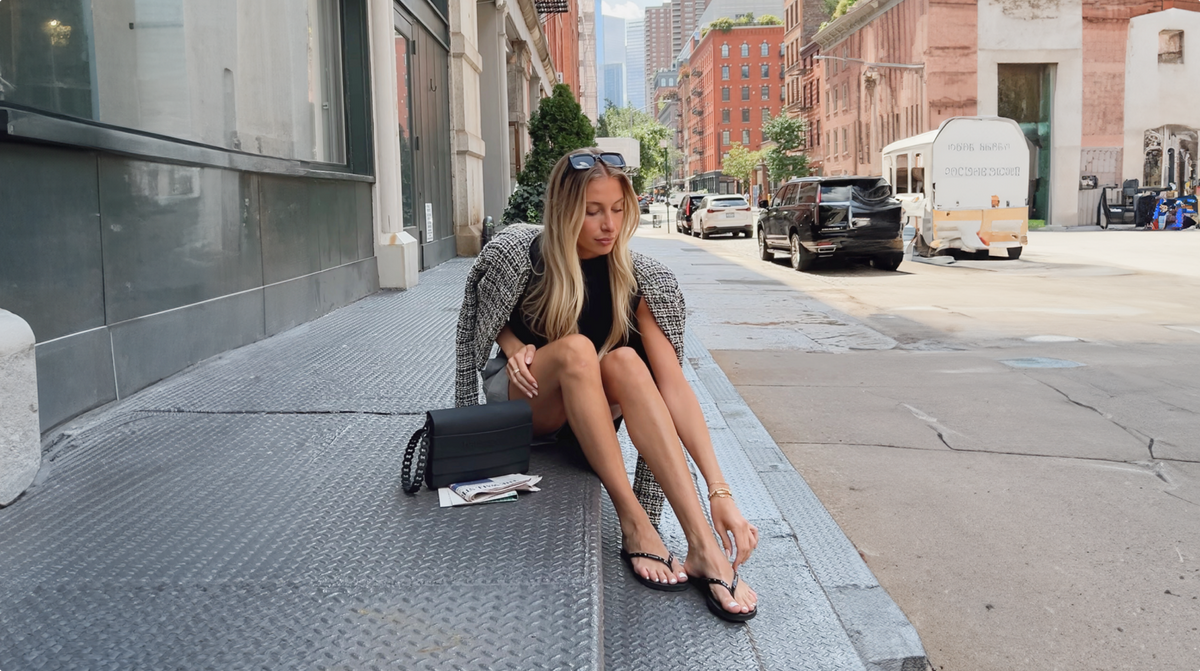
[
  {"xmin": 504, "ymin": 83, "xmax": 595, "ymax": 224},
  {"xmin": 709, "ymin": 17, "xmax": 734, "ymax": 32},
  {"xmin": 721, "ymin": 143, "xmax": 763, "ymax": 194},
  {"xmin": 831, "ymin": 0, "xmax": 859, "ymax": 19},
  {"xmin": 595, "ymin": 103, "xmax": 671, "ymax": 194},
  {"xmin": 733, "ymin": 12, "xmax": 755, "ymax": 26},
  {"xmin": 762, "ymin": 115, "xmax": 810, "ymax": 182},
  {"xmin": 757, "ymin": 14, "xmax": 783, "ymax": 25}
]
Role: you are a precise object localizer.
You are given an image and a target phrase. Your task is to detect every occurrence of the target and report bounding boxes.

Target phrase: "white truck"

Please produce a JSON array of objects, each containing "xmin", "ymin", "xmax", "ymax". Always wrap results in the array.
[{"xmin": 882, "ymin": 116, "xmax": 1031, "ymax": 259}]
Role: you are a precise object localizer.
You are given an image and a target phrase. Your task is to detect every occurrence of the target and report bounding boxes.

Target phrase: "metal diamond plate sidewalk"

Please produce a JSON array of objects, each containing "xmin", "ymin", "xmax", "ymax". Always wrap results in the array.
[{"xmin": 0, "ymin": 256, "xmax": 926, "ymax": 670}]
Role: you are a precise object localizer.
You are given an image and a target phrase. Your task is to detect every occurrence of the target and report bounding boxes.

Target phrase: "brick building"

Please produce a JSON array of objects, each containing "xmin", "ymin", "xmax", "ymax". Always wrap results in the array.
[
  {"xmin": 684, "ymin": 25, "xmax": 786, "ymax": 193},
  {"xmin": 543, "ymin": 0, "xmax": 581, "ymax": 97},
  {"xmin": 806, "ymin": 0, "xmax": 1200, "ymax": 227},
  {"xmin": 646, "ymin": 4, "xmax": 675, "ymax": 97},
  {"xmin": 782, "ymin": 0, "xmax": 828, "ymax": 173}
]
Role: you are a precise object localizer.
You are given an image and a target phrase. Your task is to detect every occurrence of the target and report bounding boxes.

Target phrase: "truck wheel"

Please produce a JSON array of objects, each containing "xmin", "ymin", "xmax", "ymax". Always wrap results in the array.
[
  {"xmin": 1007, "ymin": 246, "xmax": 1023, "ymax": 260},
  {"xmin": 872, "ymin": 253, "xmax": 904, "ymax": 271},
  {"xmin": 790, "ymin": 232, "xmax": 816, "ymax": 271},
  {"xmin": 758, "ymin": 227, "xmax": 774, "ymax": 260}
]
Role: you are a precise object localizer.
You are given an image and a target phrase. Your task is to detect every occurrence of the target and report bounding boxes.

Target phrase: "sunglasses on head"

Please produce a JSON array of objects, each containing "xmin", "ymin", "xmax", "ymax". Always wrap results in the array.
[{"xmin": 568, "ymin": 152, "xmax": 626, "ymax": 170}]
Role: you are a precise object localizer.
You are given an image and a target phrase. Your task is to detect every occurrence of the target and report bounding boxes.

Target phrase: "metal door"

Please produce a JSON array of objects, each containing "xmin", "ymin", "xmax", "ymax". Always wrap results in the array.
[{"xmin": 394, "ymin": 5, "xmax": 454, "ymax": 270}]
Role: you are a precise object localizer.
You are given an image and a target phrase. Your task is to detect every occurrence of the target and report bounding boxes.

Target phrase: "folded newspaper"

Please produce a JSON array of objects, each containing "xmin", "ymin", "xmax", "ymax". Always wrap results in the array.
[{"xmin": 437, "ymin": 473, "xmax": 542, "ymax": 508}]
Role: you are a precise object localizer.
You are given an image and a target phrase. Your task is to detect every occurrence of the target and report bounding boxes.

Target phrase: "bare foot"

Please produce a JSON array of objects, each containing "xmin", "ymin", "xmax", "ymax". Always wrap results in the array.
[
  {"xmin": 684, "ymin": 545, "xmax": 758, "ymax": 614},
  {"xmin": 621, "ymin": 521, "xmax": 688, "ymax": 586}
]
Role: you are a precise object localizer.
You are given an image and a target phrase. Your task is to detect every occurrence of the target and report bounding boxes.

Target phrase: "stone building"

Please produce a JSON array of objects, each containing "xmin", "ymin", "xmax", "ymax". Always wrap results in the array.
[{"xmin": 809, "ymin": 0, "xmax": 1200, "ymax": 226}]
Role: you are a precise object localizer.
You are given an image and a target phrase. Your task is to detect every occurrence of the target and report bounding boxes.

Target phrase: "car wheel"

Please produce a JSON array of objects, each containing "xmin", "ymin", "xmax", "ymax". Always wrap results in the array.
[
  {"xmin": 1007, "ymin": 246, "xmax": 1023, "ymax": 260},
  {"xmin": 790, "ymin": 232, "xmax": 815, "ymax": 271},
  {"xmin": 758, "ymin": 227, "xmax": 774, "ymax": 260},
  {"xmin": 872, "ymin": 253, "xmax": 904, "ymax": 271},
  {"xmin": 700, "ymin": 227, "xmax": 710, "ymax": 239}
]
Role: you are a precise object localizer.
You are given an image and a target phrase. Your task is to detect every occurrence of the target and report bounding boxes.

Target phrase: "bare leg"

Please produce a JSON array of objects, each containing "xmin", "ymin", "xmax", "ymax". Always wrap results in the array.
[
  {"xmin": 512, "ymin": 335, "xmax": 685, "ymax": 585},
  {"xmin": 599, "ymin": 347, "xmax": 757, "ymax": 614}
]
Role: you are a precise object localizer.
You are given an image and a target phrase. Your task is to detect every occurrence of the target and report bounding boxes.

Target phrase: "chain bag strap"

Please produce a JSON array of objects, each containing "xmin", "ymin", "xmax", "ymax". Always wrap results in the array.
[{"xmin": 401, "ymin": 418, "xmax": 431, "ymax": 495}]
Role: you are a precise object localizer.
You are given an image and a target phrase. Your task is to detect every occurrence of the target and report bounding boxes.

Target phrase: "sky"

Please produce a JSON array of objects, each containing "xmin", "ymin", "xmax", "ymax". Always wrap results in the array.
[{"xmin": 601, "ymin": 0, "xmax": 652, "ymax": 20}]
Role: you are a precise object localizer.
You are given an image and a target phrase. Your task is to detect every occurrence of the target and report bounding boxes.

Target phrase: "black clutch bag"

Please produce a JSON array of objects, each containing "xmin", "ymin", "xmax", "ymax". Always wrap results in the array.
[{"xmin": 402, "ymin": 400, "xmax": 533, "ymax": 494}]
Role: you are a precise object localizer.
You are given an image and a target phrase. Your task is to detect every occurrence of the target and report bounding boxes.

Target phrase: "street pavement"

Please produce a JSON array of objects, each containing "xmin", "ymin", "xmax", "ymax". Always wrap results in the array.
[{"xmin": 634, "ymin": 203, "xmax": 1200, "ymax": 671}]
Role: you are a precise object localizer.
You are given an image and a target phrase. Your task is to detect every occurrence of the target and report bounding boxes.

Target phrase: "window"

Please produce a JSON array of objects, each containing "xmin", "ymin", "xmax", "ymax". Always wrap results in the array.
[
  {"xmin": 842, "ymin": 128, "xmax": 849, "ymax": 156},
  {"xmin": 761, "ymin": 41, "xmax": 770, "ymax": 57},
  {"xmin": 722, "ymin": 130, "xmax": 730, "ymax": 145},
  {"xmin": 843, "ymin": 83, "xmax": 849, "ymax": 110},
  {"xmin": 0, "ymin": 0, "xmax": 349, "ymax": 163},
  {"xmin": 762, "ymin": 108, "xmax": 771, "ymax": 122},
  {"xmin": 722, "ymin": 109, "xmax": 730, "ymax": 123},
  {"xmin": 761, "ymin": 85, "xmax": 770, "ymax": 101},
  {"xmin": 761, "ymin": 64, "xmax": 770, "ymax": 78},
  {"xmin": 832, "ymin": 131, "xmax": 838, "ymax": 156},
  {"xmin": 742, "ymin": 129, "xmax": 751, "ymax": 144},
  {"xmin": 722, "ymin": 65, "xmax": 730, "ymax": 80},
  {"xmin": 722, "ymin": 86, "xmax": 731, "ymax": 101},
  {"xmin": 741, "ymin": 43, "xmax": 749, "ymax": 57},
  {"xmin": 1160, "ymin": 30, "xmax": 1184, "ymax": 64},
  {"xmin": 742, "ymin": 108, "xmax": 750, "ymax": 122},
  {"xmin": 832, "ymin": 87, "xmax": 838, "ymax": 114},
  {"xmin": 741, "ymin": 86, "xmax": 750, "ymax": 100},
  {"xmin": 721, "ymin": 44, "xmax": 730, "ymax": 58},
  {"xmin": 741, "ymin": 64, "xmax": 750, "ymax": 79}
]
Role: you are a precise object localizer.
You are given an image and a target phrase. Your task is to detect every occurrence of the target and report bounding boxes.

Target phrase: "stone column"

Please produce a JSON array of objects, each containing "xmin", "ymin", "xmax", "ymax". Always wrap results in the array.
[
  {"xmin": 0, "ymin": 310, "xmax": 40, "ymax": 506},
  {"xmin": 368, "ymin": 0, "xmax": 419, "ymax": 288},
  {"xmin": 508, "ymin": 40, "xmax": 532, "ymax": 182},
  {"xmin": 479, "ymin": 0, "xmax": 513, "ymax": 225},
  {"xmin": 450, "ymin": 0, "xmax": 487, "ymax": 256}
]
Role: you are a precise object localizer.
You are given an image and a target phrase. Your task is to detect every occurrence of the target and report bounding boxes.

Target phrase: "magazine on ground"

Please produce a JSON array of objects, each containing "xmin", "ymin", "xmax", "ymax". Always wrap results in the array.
[{"xmin": 437, "ymin": 473, "xmax": 542, "ymax": 508}]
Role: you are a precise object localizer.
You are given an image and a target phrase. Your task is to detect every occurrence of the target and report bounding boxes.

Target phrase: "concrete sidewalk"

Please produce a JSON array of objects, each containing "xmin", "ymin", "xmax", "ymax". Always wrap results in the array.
[{"xmin": 0, "ymin": 258, "xmax": 926, "ymax": 671}]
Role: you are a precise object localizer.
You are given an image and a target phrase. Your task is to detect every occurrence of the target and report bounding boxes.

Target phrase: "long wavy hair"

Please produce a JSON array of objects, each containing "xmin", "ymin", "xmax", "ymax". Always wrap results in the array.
[{"xmin": 522, "ymin": 149, "xmax": 641, "ymax": 358}]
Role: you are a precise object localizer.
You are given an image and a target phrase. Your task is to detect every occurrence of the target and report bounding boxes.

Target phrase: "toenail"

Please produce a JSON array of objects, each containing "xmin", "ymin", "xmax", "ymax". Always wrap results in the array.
[{"xmin": 668, "ymin": 578, "xmax": 677, "ymax": 584}]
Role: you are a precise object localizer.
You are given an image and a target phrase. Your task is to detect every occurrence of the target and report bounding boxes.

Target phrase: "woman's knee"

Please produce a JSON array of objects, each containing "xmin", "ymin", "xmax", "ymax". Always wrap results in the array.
[
  {"xmin": 600, "ymin": 347, "xmax": 653, "ymax": 387},
  {"xmin": 555, "ymin": 334, "xmax": 601, "ymax": 379}
]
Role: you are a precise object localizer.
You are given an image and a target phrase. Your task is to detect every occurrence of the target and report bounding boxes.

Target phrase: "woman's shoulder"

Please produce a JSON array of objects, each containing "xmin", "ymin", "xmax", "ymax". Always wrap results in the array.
[
  {"xmin": 630, "ymin": 251, "xmax": 680, "ymax": 295},
  {"xmin": 478, "ymin": 224, "xmax": 540, "ymax": 267}
]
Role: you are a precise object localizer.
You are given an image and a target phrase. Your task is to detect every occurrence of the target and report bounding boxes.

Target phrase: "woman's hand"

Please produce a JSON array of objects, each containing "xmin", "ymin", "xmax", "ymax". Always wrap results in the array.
[
  {"xmin": 507, "ymin": 344, "xmax": 539, "ymax": 398},
  {"xmin": 709, "ymin": 496, "xmax": 759, "ymax": 570}
]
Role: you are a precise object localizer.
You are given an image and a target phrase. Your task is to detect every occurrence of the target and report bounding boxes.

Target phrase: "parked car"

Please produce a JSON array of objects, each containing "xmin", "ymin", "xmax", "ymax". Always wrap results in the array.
[
  {"xmin": 757, "ymin": 177, "xmax": 904, "ymax": 271},
  {"xmin": 638, "ymin": 195, "xmax": 651, "ymax": 214},
  {"xmin": 669, "ymin": 193, "xmax": 685, "ymax": 208},
  {"xmin": 692, "ymin": 195, "xmax": 754, "ymax": 239},
  {"xmin": 675, "ymin": 194, "xmax": 707, "ymax": 235}
]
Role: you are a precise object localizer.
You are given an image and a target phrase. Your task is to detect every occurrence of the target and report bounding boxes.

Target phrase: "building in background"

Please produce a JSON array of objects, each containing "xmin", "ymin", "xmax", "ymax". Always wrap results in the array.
[
  {"xmin": 602, "ymin": 15, "xmax": 627, "ymax": 109},
  {"xmin": 684, "ymin": 22, "xmax": 785, "ymax": 193},
  {"xmin": 580, "ymin": 0, "xmax": 600, "ymax": 120},
  {"xmin": 626, "ymin": 19, "xmax": 647, "ymax": 113},
  {"xmin": 645, "ymin": 3, "xmax": 675, "ymax": 96},
  {"xmin": 809, "ymin": 0, "xmax": 1200, "ymax": 227},
  {"xmin": 782, "ymin": 0, "xmax": 826, "ymax": 173},
  {"xmin": 595, "ymin": 0, "xmax": 606, "ymax": 112},
  {"xmin": 544, "ymin": 0, "xmax": 582, "ymax": 96}
]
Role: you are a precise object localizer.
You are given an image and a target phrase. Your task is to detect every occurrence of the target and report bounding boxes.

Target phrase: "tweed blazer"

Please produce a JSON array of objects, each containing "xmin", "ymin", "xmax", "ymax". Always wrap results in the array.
[{"xmin": 454, "ymin": 223, "xmax": 687, "ymax": 408}]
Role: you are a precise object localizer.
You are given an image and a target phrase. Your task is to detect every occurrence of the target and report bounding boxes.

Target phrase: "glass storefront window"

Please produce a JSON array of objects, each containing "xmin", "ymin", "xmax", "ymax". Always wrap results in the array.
[
  {"xmin": 395, "ymin": 28, "xmax": 416, "ymax": 231},
  {"xmin": 0, "ymin": 0, "xmax": 347, "ymax": 164}
]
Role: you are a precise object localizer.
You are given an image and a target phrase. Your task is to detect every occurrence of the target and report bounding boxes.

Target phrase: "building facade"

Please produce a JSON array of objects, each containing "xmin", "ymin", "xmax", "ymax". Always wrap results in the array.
[
  {"xmin": 685, "ymin": 24, "xmax": 786, "ymax": 193},
  {"xmin": 645, "ymin": 3, "xmax": 675, "ymax": 97},
  {"xmin": 602, "ymin": 15, "xmax": 627, "ymax": 109},
  {"xmin": 626, "ymin": 19, "xmax": 647, "ymax": 112},
  {"xmin": 0, "ymin": 0, "xmax": 563, "ymax": 433},
  {"xmin": 810, "ymin": 0, "xmax": 1199, "ymax": 226},
  {"xmin": 543, "ymin": 0, "xmax": 582, "ymax": 95}
]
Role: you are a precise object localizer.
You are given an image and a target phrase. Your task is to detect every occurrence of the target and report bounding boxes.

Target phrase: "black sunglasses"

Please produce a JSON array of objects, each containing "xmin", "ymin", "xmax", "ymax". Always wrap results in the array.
[{"xmin": 568, "ymin": 152, "xmax": 626, "ymax": 170}]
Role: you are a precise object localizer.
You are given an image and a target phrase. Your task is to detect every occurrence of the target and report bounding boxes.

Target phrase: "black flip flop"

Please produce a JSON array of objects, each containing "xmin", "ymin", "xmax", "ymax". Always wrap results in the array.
[
  {"xmin": 697, "ymin": 570, "xmax": 757, "ymax": 622},
  {"xmin": 621, "ymin": 549, "xmax": 689, "ymax": 592}
]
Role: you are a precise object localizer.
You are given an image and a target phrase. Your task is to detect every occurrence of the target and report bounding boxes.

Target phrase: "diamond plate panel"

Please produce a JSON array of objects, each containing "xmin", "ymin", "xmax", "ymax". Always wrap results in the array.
[
  {"xmin": 0, "ymin": 411, "xmax": 602, "ymax": 670},
  {"xmin": 760, "ymin": 471, "xmax": 878, "ymax": 590}
]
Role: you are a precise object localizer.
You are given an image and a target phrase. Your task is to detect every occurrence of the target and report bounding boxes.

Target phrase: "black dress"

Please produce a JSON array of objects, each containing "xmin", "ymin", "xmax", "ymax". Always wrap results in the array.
[{"xmin": 507, "ymin": 236, "xmax": 648, "ymax": 364}]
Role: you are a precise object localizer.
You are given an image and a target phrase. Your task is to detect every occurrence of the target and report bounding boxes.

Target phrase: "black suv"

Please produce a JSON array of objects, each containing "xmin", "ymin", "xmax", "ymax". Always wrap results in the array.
[
  {"xmin": 757, "ymin": 177, "xmax": 904, "ymax": 271},
  {"xmin": 674, "ymin": 194, "xmax": 707, "ymax": 235}
]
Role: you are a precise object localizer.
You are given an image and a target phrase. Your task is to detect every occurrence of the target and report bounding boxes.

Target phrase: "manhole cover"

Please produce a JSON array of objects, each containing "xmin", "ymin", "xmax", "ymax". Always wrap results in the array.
[{"xmin": 1000, "ymin": 357, "xmax": 1085, "ymax": 369}]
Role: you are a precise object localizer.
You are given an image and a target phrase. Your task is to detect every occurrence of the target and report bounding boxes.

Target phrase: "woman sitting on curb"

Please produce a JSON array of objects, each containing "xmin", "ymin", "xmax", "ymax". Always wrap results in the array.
[{"xmin": 455, "ymin": 149, "xmax": 759, "ymax": 621}]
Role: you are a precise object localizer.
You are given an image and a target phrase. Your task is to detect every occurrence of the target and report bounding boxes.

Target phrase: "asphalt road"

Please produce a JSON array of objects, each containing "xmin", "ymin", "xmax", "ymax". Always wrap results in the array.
[{"xmin": 634, "ymin": 204, "xmax": 1200, "ymax": 671}]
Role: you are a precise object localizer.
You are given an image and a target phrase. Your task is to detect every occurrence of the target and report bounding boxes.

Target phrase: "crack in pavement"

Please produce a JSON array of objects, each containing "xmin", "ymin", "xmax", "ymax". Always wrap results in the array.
[{"xmin": 1032, "ymin": 378, "xmax": 1158, "ymax": 459}]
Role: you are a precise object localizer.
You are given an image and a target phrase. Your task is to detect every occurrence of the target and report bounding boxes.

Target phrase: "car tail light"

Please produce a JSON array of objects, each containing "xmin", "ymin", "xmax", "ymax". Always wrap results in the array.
[
  {"xmin": 739, "ymin": 207, "xmax": 751, "ymax": 211},
  {"xmin": 707, "ymin": 208, "xmax": 716, "ymax": 213},
  {"xmin": 815, "ymin": 189, "xmax": 821, "ymax": 205}
]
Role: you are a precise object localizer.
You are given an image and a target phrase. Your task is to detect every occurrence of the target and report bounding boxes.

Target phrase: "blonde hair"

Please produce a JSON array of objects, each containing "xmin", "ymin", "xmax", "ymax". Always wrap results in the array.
[{"xmin": 522, "ymin": 149, "xmax": 641, "ymax": 358}]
